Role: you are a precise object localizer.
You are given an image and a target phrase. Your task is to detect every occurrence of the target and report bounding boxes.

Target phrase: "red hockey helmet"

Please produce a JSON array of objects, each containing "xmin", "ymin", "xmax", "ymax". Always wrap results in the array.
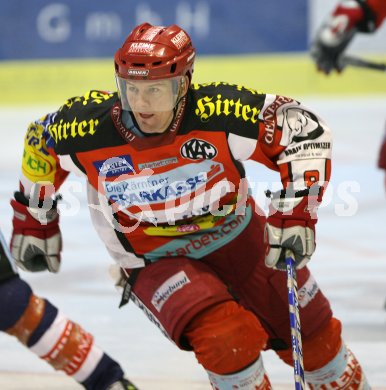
[
  {"xmin": 115, "ymin": 23, "xmax": 195, "ymax": 112},
  {"xmin": 114, "ymin": 23, "xmax": 195, "ymax": 82}
]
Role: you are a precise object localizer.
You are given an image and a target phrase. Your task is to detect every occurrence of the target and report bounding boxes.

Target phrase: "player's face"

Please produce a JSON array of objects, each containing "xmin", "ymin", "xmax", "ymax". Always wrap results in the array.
[
  {"xmin": 117, "ymin": 76, "xmax": 186, "ymax": 134},
  {"xmin": 131, "ymin": 104, "xmax": 174, "ymax": 134}
]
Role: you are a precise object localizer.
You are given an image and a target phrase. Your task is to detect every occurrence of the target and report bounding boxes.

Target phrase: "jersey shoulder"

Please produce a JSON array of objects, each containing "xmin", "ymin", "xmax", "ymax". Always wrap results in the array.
[
  {"xmin": 58, "ymin": 90, "xmax": 117, "ymax": 114},
  {"xmin": 191, "ymin": 81, "xmax": 265, "ymax": 99},
  {"xmin": 187, "ymin": 82, "xmax": 266, "ymax": 133},
  {"xmin": 47, "ymin": 90, "xmax": 120, "ymax": 154}
]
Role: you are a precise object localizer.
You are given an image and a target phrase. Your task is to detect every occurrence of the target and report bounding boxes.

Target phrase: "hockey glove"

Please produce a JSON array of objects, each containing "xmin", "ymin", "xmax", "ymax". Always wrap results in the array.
[
  {"xmin": 264, "ymin": 188, "xmax": 321, "ymax": 270},
  {"xmin": 310, "ymin": 0, "xmax": 375, "ymax": 74},
  {"xmin": 10, "ymin": 191, "xmax": 62, "ymax": 273}
]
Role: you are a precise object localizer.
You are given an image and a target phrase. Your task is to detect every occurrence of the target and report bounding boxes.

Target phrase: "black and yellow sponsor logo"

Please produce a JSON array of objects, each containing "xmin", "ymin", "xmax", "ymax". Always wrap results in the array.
[
  {"xmin": 192, "ymin": 83, "xmax": 261, "ymax": 123},
  {"xmin": 22, "ymin": 123, "xmax": 56, "ymax": 182},
  {"xmin": 192, "ymin": 82, "xmax": 262, "ymax": 96},
  {"xmin": 48, "ymin": 117, "xmax": 99, "ymax": 143},
  {"xmin": 195, "ymin": 94, "xmax": 261, "ymax": 123},
  {"xmin": 60, "ymin": 90, "xmax": 114, "ymax": 111}
]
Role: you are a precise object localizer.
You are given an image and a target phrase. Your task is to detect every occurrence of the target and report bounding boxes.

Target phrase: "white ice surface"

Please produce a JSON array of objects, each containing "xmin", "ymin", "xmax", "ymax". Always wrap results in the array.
[{"xmin": 0, "ymin": 97, "xmax": 385, "ymax": 389}]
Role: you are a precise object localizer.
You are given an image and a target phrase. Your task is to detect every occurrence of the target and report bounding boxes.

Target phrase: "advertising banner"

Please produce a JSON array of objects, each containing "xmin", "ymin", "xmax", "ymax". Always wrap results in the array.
[{"xmin": 0, "ymin": 0, "xmax": 307, "ymax": 59}]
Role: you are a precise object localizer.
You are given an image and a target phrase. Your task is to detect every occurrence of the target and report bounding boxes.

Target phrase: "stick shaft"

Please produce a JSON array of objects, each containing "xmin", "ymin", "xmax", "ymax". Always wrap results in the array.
[
  {"xmin": 340, "ymin": 55, "xmax": 386, "ymax": 72},
  {"xmin": 286, "ymin": 254, "xmax": 306, "ymax": 390}
]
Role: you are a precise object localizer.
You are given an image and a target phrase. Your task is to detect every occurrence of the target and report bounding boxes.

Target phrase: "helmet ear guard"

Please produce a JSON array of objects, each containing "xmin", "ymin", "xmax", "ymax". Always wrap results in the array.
[{"xmin": 173, "ymin": 75, "xmax": 188, "ymax": 95}]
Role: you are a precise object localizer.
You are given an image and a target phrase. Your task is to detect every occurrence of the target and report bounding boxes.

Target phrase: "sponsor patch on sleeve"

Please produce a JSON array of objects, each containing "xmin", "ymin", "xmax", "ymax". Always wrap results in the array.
[{"xmin": 22, "ymin": 123, "xmax": 57, "ymax": 182}]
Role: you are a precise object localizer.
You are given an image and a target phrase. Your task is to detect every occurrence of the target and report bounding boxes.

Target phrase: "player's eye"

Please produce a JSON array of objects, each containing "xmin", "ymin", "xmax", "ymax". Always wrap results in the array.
[{"xmin": 127, "ymin": 85, "xmax": 138, "ymax": 93}]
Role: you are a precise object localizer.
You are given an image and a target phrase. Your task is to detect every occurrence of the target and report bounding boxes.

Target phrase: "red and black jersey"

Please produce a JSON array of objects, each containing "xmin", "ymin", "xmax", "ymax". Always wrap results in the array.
[
  {"xmin": 367, "ymin": 0, "xmax": 386, "ymax": 27},
  {"xmin": 20, "ymin": 83, "xmax": 332, "ymax": 266}
]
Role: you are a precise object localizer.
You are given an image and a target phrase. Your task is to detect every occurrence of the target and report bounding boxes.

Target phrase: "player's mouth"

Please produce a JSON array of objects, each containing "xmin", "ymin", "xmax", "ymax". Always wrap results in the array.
[{"xmin": 138, "ymin": 113, "xmax": 154, "ymax": 119}]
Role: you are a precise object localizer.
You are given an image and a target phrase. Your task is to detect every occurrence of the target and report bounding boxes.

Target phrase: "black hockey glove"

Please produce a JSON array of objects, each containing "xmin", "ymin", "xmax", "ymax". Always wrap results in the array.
[{"xmin": 310, "ymin": 0, "xmax": 376, "ymax": 74}]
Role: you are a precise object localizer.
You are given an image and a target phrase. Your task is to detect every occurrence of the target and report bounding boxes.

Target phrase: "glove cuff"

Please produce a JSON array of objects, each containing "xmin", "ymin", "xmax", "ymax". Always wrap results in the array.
[
  {"xmin": 266, "ymin": 186, "xmax": 321, "ymax": 220},
  {"xmin": 14, "ymin": 191, "xmax": 61, "ymax": 209},
  {"xmin": 266, "ymin": 185, "xmax": 322, "ymax": 201},
  {"xmin": 13, "ymin": 191, "xmax": 60, "ymax": 225}
]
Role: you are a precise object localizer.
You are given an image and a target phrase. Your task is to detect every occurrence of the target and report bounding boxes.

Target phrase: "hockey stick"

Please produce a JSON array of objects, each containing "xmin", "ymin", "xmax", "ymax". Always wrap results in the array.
[
  {"xmin": 340, "ymin": 55, "xmax": 386, "ymax": 72},
  {"xmin": 286, "ymin": 250, "xmax": 305, "ymax": 390}
]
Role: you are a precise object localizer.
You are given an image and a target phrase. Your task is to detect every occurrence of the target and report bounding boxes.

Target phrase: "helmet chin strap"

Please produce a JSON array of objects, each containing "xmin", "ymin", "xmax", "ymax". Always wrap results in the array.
[{"xmin": 165, "ymin": 78, "xmax": 187, "ymax": 132}]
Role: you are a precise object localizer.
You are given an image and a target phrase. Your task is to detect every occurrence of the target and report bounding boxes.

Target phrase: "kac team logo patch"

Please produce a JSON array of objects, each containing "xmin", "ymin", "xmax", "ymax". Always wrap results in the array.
[
  {"xmin": 93, "ymin": 155, "xmax": 134, "ymax": 177},
  {"xmin": 180, "ymin": 138, "xmax": 218, "ymax": 160}
]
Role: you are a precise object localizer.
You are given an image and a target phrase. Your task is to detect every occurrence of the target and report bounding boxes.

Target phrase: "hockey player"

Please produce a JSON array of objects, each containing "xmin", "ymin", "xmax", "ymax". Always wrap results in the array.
[
  {"xmin": 310, "ymin": 0, "xmax": 386, "ymax": 189},
  {"xmin": 0, "ymin": 229, "xmax": 138, "ymax": 389},
  {"xmin": 9, "ymin": 23, "xmax": 369, "ymax": 389},
  {"xmin": 310, "ymin": 0, "xmax": 386, "ymax": 75}
]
